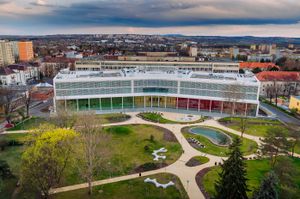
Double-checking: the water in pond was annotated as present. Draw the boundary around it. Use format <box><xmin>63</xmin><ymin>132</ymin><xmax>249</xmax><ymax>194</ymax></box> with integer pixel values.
<box><xmin>189</xmin><ymin>127</ymin><xmax>231</xmax><ymax>146</ymax></box>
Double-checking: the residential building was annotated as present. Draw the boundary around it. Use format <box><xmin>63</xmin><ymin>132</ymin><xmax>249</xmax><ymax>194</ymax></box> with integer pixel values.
<box><xmin>117</xmin><ymin>56</ymin><xmax>195</xmax><ymax>62</ymax></box>
<box><xmin>53</xmin><ymin>69</ymin><xmax>260</xmax><ymax>116</ymax></box>
<box><xmin>40</xmin><ymin>57</ymin><xmax>76</xmax><ymax>77</ymax></box>
<box><xmin>256</xmin><ymin>71</ymin><xmax>300</xmax><ymax>96</ymax></box>
<box><xmin>289</xmin><ymin>96</ymin><xmax>300</xmax><ymax>113</ymax></box>
<box><xmin>0</xmin><ymin>40</ymin><xmax>15</xmax><ymax>66</ymax></box>
<box><xmin>230</xmin><ymin>47</ymin><xmax>239</xmax><ymax>59</ymax></box>
<box><xmin>75</xmin><ymin>60</ymin><xmax>240</xmax><ymax>73</ymax></box>
<box><xmin>7</xmin><ymin>64</ymin><xmax>39</xmax><ymax>85</ymax></box>
<box><xmin>188</xmin><ymin>46</ymin><xmax>198</xmax><ymax>57</ymax></box>
<box><xmin>0</xmin><ymin>67</ymin><xmax>19</xmax><ymax>85</ymax></box>
<box><xmin>240</xmin><ymin>62</ymin><xmax>279</xmax><ymax>71</ymax></box>
<box><xmin>18</xmin><ymin>41</ymin><xmax>34</xmax><ymax>62</ymax></box>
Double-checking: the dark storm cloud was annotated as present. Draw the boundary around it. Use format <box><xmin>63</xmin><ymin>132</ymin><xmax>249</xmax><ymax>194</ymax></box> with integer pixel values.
<box><xmin>2</xmin><ymin>0</ymin><xmax>300</xmax><ymax>28</ymax></box>
<box><xmin>27</xmin><ymin>0</ymin><xmax>300</xmax><ymax>27</ymax></box>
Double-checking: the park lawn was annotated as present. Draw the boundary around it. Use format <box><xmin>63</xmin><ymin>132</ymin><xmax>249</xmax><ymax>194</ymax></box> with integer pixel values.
<box><xmin>219</xmin><ymin>117</ymin><xmax>289</xmax><ymax>137</ymax></box>
<box><xmin>138</xmin><ymin>112</ymin><xmax>206</xmax><ymax>124</ymax></box>
<box><xmin>62</xmin><ymin>124</ymin><xmax>183</xmax><ymax>186</ymax></box>
<box><xmin>6</xmin><ymin>114</ymin><xmax>131</xmax><ymax>131</ymax></box>
<box><xmin>53</xmin><ymin>173</ymin><xmax>188</xmax><ymax>199</ymax></box>
<box><xmin>95</xmin><ymin>113</ymin><xmax>131</xmax><ymax>124</ymax></box>
<box><xmin>7</xmin><ymin>117</ymin><xmax>48</xmax><ymax>131</ymax></box>
<box><xmin>202</xmin><ymin>157</ymin><xmax>300</xmax><ymax>198</ymax></box>
<box><xmin>0</xmin><ymin>125</ymin><xmax>182</xmax><ymax>197</ymax></box>
<box><xmin>182</xmin><ymin>126</ymin><xmax>258</xmax><ymax>157</ymax></box>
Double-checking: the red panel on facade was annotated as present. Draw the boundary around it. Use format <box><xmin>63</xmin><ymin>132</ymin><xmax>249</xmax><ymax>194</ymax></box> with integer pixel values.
<box><xmin>211</xmin><ymin>100</ymin><xmax>222</xmax><ymax>112</ymax></box>
<box><xmin>177</xmin><ymin>98</ymin><xmax>188</xmax><ymax>109</ymax></box>
<box><xmin>200</xmin><ymin>100</ymin><xmax>210</xmax><ymax>111</ymax></box>
<box><xmin>188</xmin><ymin>99</ymin><xmax>199</xmax><ymax>110</ymax></box>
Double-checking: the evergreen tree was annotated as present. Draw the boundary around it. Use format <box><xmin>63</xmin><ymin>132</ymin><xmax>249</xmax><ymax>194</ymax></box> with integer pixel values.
<box><xmin>214</xmin><ymin>137</ymin><xmax>249</xmax><ymax>199</ymax></box>
<box><xmin>253</xmin><ymin>171</ymin><xmax>278</xmax><ymax>199</ymax></box>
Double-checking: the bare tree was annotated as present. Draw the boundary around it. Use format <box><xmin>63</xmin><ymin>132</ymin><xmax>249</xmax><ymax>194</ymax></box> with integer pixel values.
<box><xmin>51</xmin><ymin>110</ymin><xmax>77</xmax><ymax>129</ymax></box>
<box><xmin>0</xmin><ymin>88</ymin><xmax>20</xmax><ymax>124</ymax></box>
<box><xmin>74</xmin><ymin>112</ymin><xmax>111</xmax><ymax>195</ymax></box>
<box><xmin>239</xmin><ymin>117</ymin><xmax>248</xmax><ymax>138</ymax></box>
<box><xmin>223</xmin><ymin>84</ymin><xmax>246</xmax><ymax>115</ymax></box>
<box><xmin>20</xmin><ymin>87</ymin><xmax>32</xmax><ymax>118</ymax></box>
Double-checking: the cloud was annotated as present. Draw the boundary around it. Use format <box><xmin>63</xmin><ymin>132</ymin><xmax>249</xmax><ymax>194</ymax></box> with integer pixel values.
<box><xmin>1</xmin><ymin>0</ymin><xmax>300</xmax><ymax>36</ymax></box>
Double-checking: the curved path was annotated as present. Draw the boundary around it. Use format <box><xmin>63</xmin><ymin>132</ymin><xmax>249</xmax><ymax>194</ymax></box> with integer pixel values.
<box><xmin>2</xmin><ymin>112</ymin><xmax>298</xmax><ymax>199</ymax></box>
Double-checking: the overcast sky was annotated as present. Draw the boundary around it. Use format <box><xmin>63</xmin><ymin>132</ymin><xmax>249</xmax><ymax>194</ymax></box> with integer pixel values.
<box><xmin>1</xmin><ymin>0</ymin><xmax>300</xmax><ymax>37</ymax></box>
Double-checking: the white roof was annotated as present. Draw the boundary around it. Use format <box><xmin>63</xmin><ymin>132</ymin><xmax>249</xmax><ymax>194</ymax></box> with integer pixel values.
<box><xmin>54</xmin><ymin>69</ymin><xmax>259</xmax><ymax>86</ymax></box>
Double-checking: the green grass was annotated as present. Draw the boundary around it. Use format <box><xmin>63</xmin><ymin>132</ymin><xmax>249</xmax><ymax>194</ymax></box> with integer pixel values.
<box><xmin>219</xmin><ymin>117</ymin><xmax>290</xmax><ymax>137</ymax></box>
<box><xmin>138</xmin><ymin>112</ymin><xmax>206</xmax><ymax>124</ymax></box>
<box><xmin>182</xmin><ymin>126</ymin><xmax>258</xmax><ymax>157</ymax></box>
<box><xmin>0</xmin><ymin>125</ymin><xmax>182</xmax><ymax>197</ymax></box>
<box><xmin>193</xmin><ymin>156</ymin><xmax>210</xmax><ymax>164</ymax></box>
<box><xmin>96</xmin><ymin>113</ymin><xmax>131</xmax><ymax>124</ymax></box>
<box><xmin>7</xmin><ymin>117</ymin><xmax>47</xmax><ymax>131</ymax></box>
<box><xmin>186</xmin><ymin>156</ymin><xmax>209</xmax><ymax>167</ymax></box>
<box><xmin>53</xmin><ymin>173</ymin><xmax>188</xmax><ymax>199</ymax></box>
<box><xmin>6</xmin><ymin>114</ymin><xmax>131</xmax><ymax>131</ymax></box>
<box><xmin>202</xmin><ymin>157</ymin><xmax>300</xmax><ymax>198</ymax></box>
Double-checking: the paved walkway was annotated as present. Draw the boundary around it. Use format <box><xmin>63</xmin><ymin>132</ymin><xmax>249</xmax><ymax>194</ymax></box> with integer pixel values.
<box><xmin>3</xmin><ymin>112</ymin><xmax>298</xmax><ymax>199</ymax></box>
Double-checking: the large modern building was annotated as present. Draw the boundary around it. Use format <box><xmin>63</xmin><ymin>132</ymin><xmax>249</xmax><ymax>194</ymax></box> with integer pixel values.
<box><xmin>75</xmin><ymin>60</ymin><xmax>240</xmax><ymax>73</ymax></box>
<box><xmin>53</xmin><ymin>69</ymin><xmax>260</xmax><ymax>116</ymax></box>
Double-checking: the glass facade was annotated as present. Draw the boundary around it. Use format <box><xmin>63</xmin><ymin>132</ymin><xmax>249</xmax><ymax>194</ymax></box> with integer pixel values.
<box><xmin>55</xmin><ymin>76</ymin><xmax>259</xmax><ymax>116</ymax></box>
<box><xmin>57</xmin><ymin>96</ymin><xmax>257</xmax><ymax>116</ymax></box>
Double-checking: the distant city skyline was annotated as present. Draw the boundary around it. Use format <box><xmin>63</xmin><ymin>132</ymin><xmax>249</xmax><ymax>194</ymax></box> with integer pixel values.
<box><xmin>1</xmin><ymin>0</ymin><xmax>300</xmax><ymax>37</ymax></box>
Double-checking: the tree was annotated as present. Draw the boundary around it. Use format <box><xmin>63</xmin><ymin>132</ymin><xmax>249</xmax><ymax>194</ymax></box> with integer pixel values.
<box><xmin>20</xmin><ymin>126</ymin><xmax>78</xmax><ymax>198</ymax></box>
<box><xmin>215</xmin><ymin>137</ymin><xmax>249</xmax><ymax>199</ymax></box>
<box><xmin>74</xmin><ymin>112</ymin><xmax>111</xmax><ymax>195</ymax></box>
<box><xmin>0</xmin><ymin>159</ymin><xmax>13</xmax><ymax>193</ymax></box>
<box><xmin>20</xmin><ymin>88</ymin><xmax>32</xmax><ymax>118</ymax></box>
<box><xmin>260</xmin><ymin>127</ymin><xmax>290</xmax><ymax>168</ymax></box>
<box><xmin>0</xmin><ymin>88</ymin><xmax>19</xmax><ymax>124</ymax></box>
<box><xmin>239</xmin><ymin>117</ymin><xmax>248</xmax><ymax>138</ymax></box>
<box><xmin>273</xmin><ymin>156</ymin><xmax>300</xmax><ymax>198</ymax></box>
<box><xmin>51</xmin><ymin>110</ymin><xmax>77</xmax><ymax>129</ymax></box>
<box><xmin>223</xmin><ymin>84</ymin><xmax>246</xmax><ymax>115</ymax></box>
<box><xmin>289</xmin><ymin>130</ymin><xmax>300</xmax><ymax>157</ymax></box>
<box><xmin>252</xmin><ymin>67</ymin><xmax>262</xmax><ymax>74</ymax></box>
<box><xmin>253</xmin><ymin>171</ymin><xmax>279</xmax><ymax>199</ymax></box>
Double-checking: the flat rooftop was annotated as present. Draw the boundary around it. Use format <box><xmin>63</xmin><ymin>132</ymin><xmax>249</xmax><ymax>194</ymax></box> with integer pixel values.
<box><xmin>54</xmin><ymin>69</ymin><xmax>259</xmax><ymax>85</ymax></box>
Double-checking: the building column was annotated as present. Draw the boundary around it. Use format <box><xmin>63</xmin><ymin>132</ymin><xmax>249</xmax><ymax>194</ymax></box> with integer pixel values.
<box><xmin>209</xmin><ymin>100</ymin><xmax>212</xmax><ymax>112</ymax></box>
<box><xmin>245</xmin><ymin>103</ymin><xmax>248</xmax><ymax>116</ymax></box>
<box><xmin>158</xmin><ymin>96</ymin><xmax>160</xmax><ymax>108</ymax></box>
<box><xmin>76</xmin><ymin>99</ymin><xmax>79</xmax><ymax>112</ymax></box>
<box><xmin>221</xmin><ymin>101</ymin><xmax>224</xmax><ymax>114</ymax></box>
<box><xmin>122</xmin><ymin>97</ymin><xmax>124</xmax><ymax>110</ymax></box>
<box><xmin>64</xmin><ymin>99</ymin><xmax>67</xmax><ymax>111</ymax></box>
<box><xmin>187</xmin><ymin>98</ymin><xmax>189</xmax><ymax>110</ymax></box>
<box><xmin>176</xmin><ymin>97</ymin><xmax>178</xmax><ymax>109</ymax></box>
<box><xmin>110</xmin><ymin>97</ymin><xmax>113</xmax><ymax>110</ymax></box>
<box><xmin>198</xmin><ymin>100</ymin><xmax>201</xmax><ymax>112</ymax></box>
<box><xmin>232</xmin><ymin>102</ymin><xmax>236</xmax><ymax>115</ymax></box>
<box><xmin>164</xmin><ymin>96</ymin><xmax>167</xmax><ymax>109</ymax></box>
<box><xmin>99</xmin><ymin>98</ymin><xmax>101</xmax><ymax>110</ymax></box>
<box><xmin>151</xmin><ymin>96</ymin><xmax>153</xmax><ymax>108</ymax></box>
<box><xmin>144</xmin><ymin>96</ymin><xmax>146</xmax><ymax>109</ymax></box>
<box><xmin>133</xmin><ymin>96</ymin><xmax>135</xmax><ymax>109</ymax></box>
<box><xmin>88</xmin><ymin>98</ymin><xmax>91</xmax><ymax>110</ymax></box>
